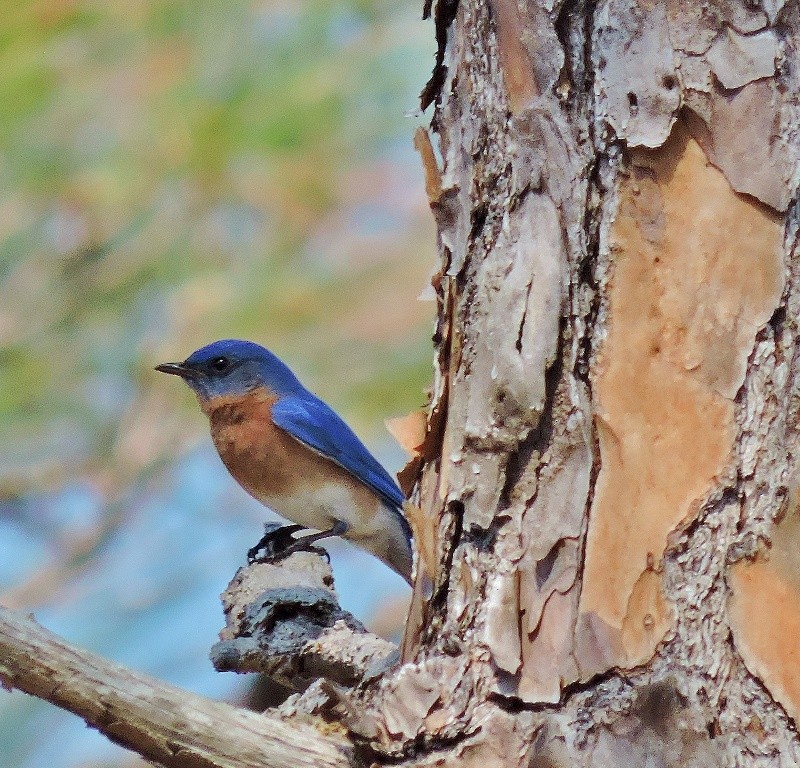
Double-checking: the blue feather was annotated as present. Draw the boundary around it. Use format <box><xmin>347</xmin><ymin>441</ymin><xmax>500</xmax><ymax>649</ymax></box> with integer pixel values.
<box><xmin>271</xmin><ymin>395</ymin><xmax>407</xmax><ymax>514</ymax></box>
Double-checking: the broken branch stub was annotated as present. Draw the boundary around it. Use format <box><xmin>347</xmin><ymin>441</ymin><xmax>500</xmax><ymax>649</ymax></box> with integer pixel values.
<box><xmin>211</xmin><ymin>552</ymin><xmax>399</xmax><ymax>692</ymax></box>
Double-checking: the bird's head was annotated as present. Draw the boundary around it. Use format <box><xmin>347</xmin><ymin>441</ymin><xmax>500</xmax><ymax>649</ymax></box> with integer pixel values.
<box><xmin>155</xmin><ymin>339</ymin><xmax>303</xmax><ymax>402</ymax></box>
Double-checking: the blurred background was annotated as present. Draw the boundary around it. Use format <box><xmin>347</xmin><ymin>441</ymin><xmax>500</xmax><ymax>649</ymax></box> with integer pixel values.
<box><xmin>0</xmin><ymin>1</ymin><xmax>436</xmax><ymax>765</ymax></box>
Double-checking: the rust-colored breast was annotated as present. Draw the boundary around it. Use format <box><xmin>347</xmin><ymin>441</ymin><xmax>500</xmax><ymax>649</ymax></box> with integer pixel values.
<box><xmin>202</xmin><ymin>388</ymin><xmax>366</xmax><ymax>507</ymax></box>
<box><xmin>204</xmin><ymin>389</ymin><xmax>299</xmax><ymax>500</ymax></box>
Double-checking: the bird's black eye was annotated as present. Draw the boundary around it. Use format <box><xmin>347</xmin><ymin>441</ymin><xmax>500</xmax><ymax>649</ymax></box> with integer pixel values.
<box><xmin>210</xmin><ymin>356</ymin><xmax>231</xmax><ymax>373</ymax></box>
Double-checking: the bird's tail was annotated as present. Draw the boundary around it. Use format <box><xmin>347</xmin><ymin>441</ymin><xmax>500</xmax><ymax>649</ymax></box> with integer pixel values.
<box><xmin>355</xmin><ymin>505</ymin><xmax>414</xmax><ymax>585</ymax></box>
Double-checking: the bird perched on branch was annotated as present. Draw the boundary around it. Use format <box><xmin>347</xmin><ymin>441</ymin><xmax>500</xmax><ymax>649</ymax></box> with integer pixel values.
<box><xmin>156</xmin><ymin>339</ymin><xmax>413</xmax><ymax>583</ymax></box>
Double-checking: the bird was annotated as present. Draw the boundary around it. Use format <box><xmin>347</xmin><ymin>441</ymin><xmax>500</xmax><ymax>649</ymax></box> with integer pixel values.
<box><xmin>155</xmin><ymin>339</ymin><xmax>413</xmax><ymax>583</ymax></box>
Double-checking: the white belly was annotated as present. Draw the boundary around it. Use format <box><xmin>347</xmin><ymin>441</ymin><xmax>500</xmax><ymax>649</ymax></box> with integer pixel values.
<box><xmin>256</xmin><ymin>482</ymin><xmax>381</xmax><ymax>535</ymax></box>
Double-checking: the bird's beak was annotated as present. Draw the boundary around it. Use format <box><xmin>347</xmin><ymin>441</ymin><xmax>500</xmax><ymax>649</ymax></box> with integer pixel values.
<box><xmin>155</xmin><ymin>361</ymin><xmax>197</xmax><ymax>379</ymax></box>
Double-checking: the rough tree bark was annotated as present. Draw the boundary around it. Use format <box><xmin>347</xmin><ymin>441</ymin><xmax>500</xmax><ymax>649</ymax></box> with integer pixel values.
<box><xmin>2</xmin><ymin>0</ymin><xmax>800</xmax><ymax>766</ymax></box>
<box><xmin>385</xmin><ymin>0</ymin><xmax>800</xmax><ymax>764</ymax></box>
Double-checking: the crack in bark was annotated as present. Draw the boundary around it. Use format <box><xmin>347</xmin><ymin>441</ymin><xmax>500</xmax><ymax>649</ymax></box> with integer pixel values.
<box><xmin>555</xmin><ymin>0</ymin><xmax>593</xmax><ymax>108</ymax></box>
<box><xmin>421</xmin><ymin>0</ymin><xmax>461</xmax><ymax>110</ymax></box>
<box><xmin>485</xmin><ymin>665</ymin><xmax>627</xmax><ymax>715</ymax></box>
<box><xmin>559</xmin><ymin>668</ymin><xmax>631</xmax><ymax>707</ymax></box>
<box><xmin>515</xmin><ymin>275</ymin><xmax>533</xmax><ymax>354</ymax></box>
<box><xmin>429</xmin><ymin>499</ymin><xmax>465</xmax><ymax>621</ymax></box>
<box><xmin>767</xmin><ymin>303</ymin><xmax>788</xmax><ymax>337</ymax></box>
<box><xmin>500</xmin><ymin>314</ymin><xmax>566</xmax><ymax>510</ymax></box>
<box><xmin>535</xmin><ymin>539</ymin><xmax>565</xmax><ymax>589</ymax></box>
<box><xmin>464</xmin><ymin>515</ymin><xmax>511</xmax><ymax>551</ymax></box>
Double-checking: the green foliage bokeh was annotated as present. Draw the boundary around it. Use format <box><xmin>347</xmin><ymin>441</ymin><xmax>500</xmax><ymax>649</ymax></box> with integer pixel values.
<box><xmin>0</xmin><ymin>0</ymin><xmax>436</xmax><ymax>493</ymax></box>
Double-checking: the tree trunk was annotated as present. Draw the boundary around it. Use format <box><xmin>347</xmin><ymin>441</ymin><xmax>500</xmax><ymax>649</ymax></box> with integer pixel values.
<box><xmin>389</xmin><ymin>0</ymin><xmax>800</xmax><ymax>764</ymax></box>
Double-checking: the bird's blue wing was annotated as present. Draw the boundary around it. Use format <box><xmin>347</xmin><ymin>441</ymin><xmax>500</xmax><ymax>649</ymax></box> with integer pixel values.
<box><xmin>271</xmin><ymin>395</ymin><xmax>406</xmax><ymax>512</ymax></box>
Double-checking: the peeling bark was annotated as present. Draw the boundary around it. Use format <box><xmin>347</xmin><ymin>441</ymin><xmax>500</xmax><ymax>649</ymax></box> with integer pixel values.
<box><xmin>388</xmin><ymin>0</ymin><xmax>800</xmax><ymax>764</ymax></box>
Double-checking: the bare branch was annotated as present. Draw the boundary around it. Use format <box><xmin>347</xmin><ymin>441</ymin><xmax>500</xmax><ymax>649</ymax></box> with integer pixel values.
<box><xmin>0</xmin><ymin>606</ymin><xmax>354</xmax><ymax>768</ymax></box>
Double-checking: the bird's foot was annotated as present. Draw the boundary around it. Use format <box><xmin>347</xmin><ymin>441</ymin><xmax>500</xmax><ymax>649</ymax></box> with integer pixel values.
<box><xmin>247</xmin><ymin>523</ymin><xmax>308</xmax><ymax>563</ymax></box>
<box><xmin>247</xmin><ymin>521</ymin><xmax>349</xmax><ymax>565</ymax></box>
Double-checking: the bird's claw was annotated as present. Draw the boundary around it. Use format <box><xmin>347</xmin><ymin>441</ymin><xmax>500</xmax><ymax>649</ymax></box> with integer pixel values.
<box><xmin>247</xmin><ymin>523</ymin><xmax>329</xmax><ymax>564</ymax></box>
<box><xmin>247</xmin><ymin>523</ymin><xmax>302</xmax><ymax>563</ymax></box>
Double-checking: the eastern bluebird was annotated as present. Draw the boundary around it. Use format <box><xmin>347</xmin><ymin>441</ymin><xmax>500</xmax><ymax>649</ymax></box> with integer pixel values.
<box><xmin>156</xmin><ymin>339</ymin><xmax>413</xmax><ymax>583</ymax></box>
